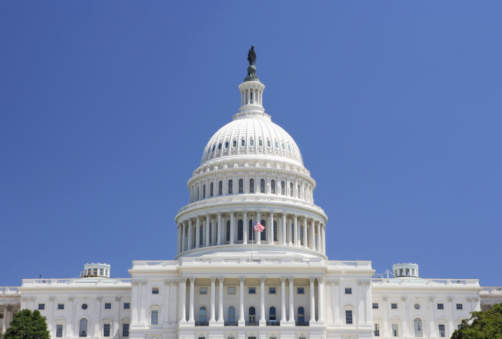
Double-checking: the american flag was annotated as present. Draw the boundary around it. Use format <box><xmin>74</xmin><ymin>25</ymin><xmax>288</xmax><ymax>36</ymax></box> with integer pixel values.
<box><xmin>253</xmin><ymin>221</ymin><xmax>265</xmax><ymax>232</ymax></box>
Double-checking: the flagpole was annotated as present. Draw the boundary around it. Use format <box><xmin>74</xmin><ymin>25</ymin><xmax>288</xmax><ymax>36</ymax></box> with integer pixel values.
<box><xmin>251</xmin><ymin>220</ymin><xmax>254</xmax><ymax>257</ymax></box>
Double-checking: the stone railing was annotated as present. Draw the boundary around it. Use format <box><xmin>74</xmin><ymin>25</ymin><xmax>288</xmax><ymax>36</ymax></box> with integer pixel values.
<box><xmin>21</xmin><ymin>278</ymin><xmax>132</xmax><ymax>286</ymax></box>
<box><xmin>372</xmin><ymin>278</ymin><xmax>479</xmax><ymax>286</ymax></box>
<box><xmin>0</xmin><ymin>287</ymin><xmax>20</xmax><ymax>295</ymax></box>
<box><xmin>481</xmin><ymin>286</ymin><xmax>502</xmax><ymax>294</ymax></box>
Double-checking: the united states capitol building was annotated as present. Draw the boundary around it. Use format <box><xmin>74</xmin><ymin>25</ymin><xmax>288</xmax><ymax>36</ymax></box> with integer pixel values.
<box><xmin>1</xmin><ymin>50</ymin><xmax>501</xmax><ymax>339</ymax></box>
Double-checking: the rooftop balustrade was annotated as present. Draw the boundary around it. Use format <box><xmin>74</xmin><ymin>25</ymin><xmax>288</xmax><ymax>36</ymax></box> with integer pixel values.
<box><xmin>21</xmin><ymin>278</ymin><xmax>132</xmax><ymax>287</ymax></box>
<box><xmin>0</xmin><ymin>287</ymin><xmax>19</xmax><ymax>295</ymax></box>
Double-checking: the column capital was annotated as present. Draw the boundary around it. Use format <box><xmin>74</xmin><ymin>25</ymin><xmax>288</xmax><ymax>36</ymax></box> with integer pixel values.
<box><xmin>115</xmin><ymin>296</ymin><xmax>122</xmax><ymax>302</ymax></box>
<box><xmin>96</xmin><ymin>296</ymin><xmax>103</xmax><ymax>301</ymax></box>
<box><xmin>288</xmin><ymin>276</ymin><xmax>295</xmax><ymax>282</ymax></box>
<box><xmin>357</xmin><ymin>279</ymin><xmax>371</xmax><ymax>286</ymax></box>
<box><xmin>218</xmin><ymin>276</ymin><xmax>225</xmax><ymax>283</ymax></box>
<box><xmin>428</xmin><ymin>296</ymin><xmax>435</xmax><ymax>302</ymax></box>
<box><xmin>259</xmin><ymin>276</ymin><xmax>266</xmax><ymax>283</ymax></box>
<box><xmin>239</xmin><ymin>276</ymin><xmax>246</xmax><ymax>283</ymax></box>
<box><xmin>309</xmin><ymin>276</ymin><xmax>316</xmax><ymax>283</ymax></box>
<box><xmin>180</xmin><ymin>277</ymin><xmax>188</xmax><ymax>283</ymax></box>
<box><xmin>280</xmin><ymin>276</ymin><xmax>287</xmax><ymax>283</ymax></box>
<box><xmin>68</xmin><ymin>296</ymin><xmax>75</xmax><ymax>301</ymax></box>
<box><xmin>447</xmin><ymin>296</ymin><xmax>454</xmax><ymax>302</ymax></box>
<box><xmin>210</xmin><ymin>276</ymin><xmax>217</xmax><ymax>283</ymax></box>
<box><xmin>49</xmin><ymin>296</ymin><xmax>55</xmax><ymax>301</ymax></box>
<box><xmin>382</xmin><ymin>296</ymin><xmax>388</xmax><ymax>301</ymax></box>
<box><xmin>331</xmin><ymin>279</ymin><xmax>340</xmax><ymax>286</ymax></box>
<box><xmin>189</xmin><ymin>276</ymin><xmax>196</xmax><ymax>283</ymax></box>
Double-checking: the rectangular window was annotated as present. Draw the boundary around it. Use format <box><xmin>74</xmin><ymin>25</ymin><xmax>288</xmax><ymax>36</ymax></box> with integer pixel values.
<box><xmin>391</xmin><ymin>303</ymin><xmax>398</xmax><ymax>309</ymax></box>
<box><xmin>124</xmin><ymin>303</ymin><xmax>130</xmax><ymax>309</ymax></box>
<box><xmin>152</xmin><ymin>287</ymin><xmax>159</xmax><ymax>294</ymax></box>
<box><xmin>439</xmin><ymin>324</ymin><xmax>446</xmax><ymax>337</ymax></box>
<box><xmin>372</xmin><ymin>303</ymin><xmax>379</xmax><ymax>309</ymax></box>
<box><xmin>297</xmin><ymin>287</ymin><xmax>304</xmax><ymax>294</ymax></box>
<box><xmin>200</xmin><ymin>287</ymin><xmax>207</xmax><ymax>294</ymax></box>
<box><xmin>151</xmin><ymin>310</ymin><xmax>159</xmax><ymax>325</ymax></box>
<box><xmin>38</xmin><ymin>304</ymin><xmax>45</xmax><ymax>310</ymax></box>
<box><xmin>228</xmin><ymin>287</ymin><xmax>235</xmax><ymax>295</ymax></box>
<box><xmin>56</xmin><ymin>324</ymin><xmax>63</xmax><ymax>337</ymax></box>
<box><xmin>345</xmin><ymin>310</ymin><xmax>353</xmax><ymax>324</ymax></box>
<box><xmin>437</xmin><ymin>303</ymin><xmax>444</xmax><ymax>310</ymax></box>
<box><xmin>104</xmin><ymin>303</ymin><xmax>111</xmax><ymax>309</ymax></box>
<box><xmin>57</xmin><ymin>303</ymin><xmax>64</xmax><ymax>310</ymax></box>
<box><xmin>122</xmin><ymin>323</ymin><xmax>129</xmax><ymax>337</ymax></box>
<box><xmin>374</xmin><ymin>323</ymin><xmax>380</xmax><ymax>336</ymax></box>
<box><xmin>103</xmin><ymin>324</ymin><xmax>110</xmax><ymax>337</ymax></box>
<box><xmin>456</xmin><ymin>303</ymin><xmax>463</xmax><ymax>310</ymax></box>
<box><xmin>345</xmin><ymin>287</ymin><xmax>352</xmax><ymax>294</ymax></box>
<box><xmin>269</xmin><ymin>287</ymin><xmax>276</xmax><ymax>294</ymax></box>
<box><xmin>392</xmin><ymin>324</ymin><xmax>399</xmax><ymax>337</ymax></box>
<box><xmin>249</xmin><ymin>287</ymin><xmax>256</xmax><ymax>294</ymax></box>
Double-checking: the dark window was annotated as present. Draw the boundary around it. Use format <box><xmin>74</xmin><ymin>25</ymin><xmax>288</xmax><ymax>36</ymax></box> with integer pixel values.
<box><xmin>281</xmin><ymin>181</ymin><xmax>285</xmax><ymax>195</ymax></box>
<box><xmin>249</xmin><ymin>307</ymin><xmax>256</xmax><ymax>322</ymax></box>
<box><xmin>260</xmin><ymin>179</ymin><xmax>266</xmax><ymax>193</ymax></box>
<box><xmin>38</xmin><ymin>304</ymin><xmax>45</xmax><ymax>310</ymax></box>
<box><xmin>259</xmin><ymin>139</ymin><xmax>263</xmax><ymax>146</ymax></box>
<box><xmin>345</xmin><ymin>287</ymin><xmax>352</xmax><ymax>294</ymax></box>
<box><xmin>152</xmin><ymin>287</ymin><xmax>159</xmax><ymax>294</ymax></box>
<box><xmin>237</xmin><ymin>220</ymin><xmax>243</xmax><ymax>241</ymax></box>
<box><xmin>218</xmin><ymin>181</ymin><xmax>223</xmax><ymax>195</ymax></box>
<box><xmin>273</xmin><ymin>221</ymin><xmax>278</xmax><ymax>242</ymax></box>
<box><xmin>228</xmin><ymin>306</ymin><xmax>235</xmax><ymax>322</ymax></box>
<box><xmin>124</xmin><ymin>303</ymin><xmax>130</xmax><ymax>310</ymax></box>
<box><xmin>241</xmin><ymin>139</ymin><xmax>245</xmax><ymax>147</ymax></box>
<box><xmin>269</xmin><ymin>306</ymin><xmax>276</xmax><ymax>321</ymax></box>
<box><xmin>249</xmin><ymin>179</ymin><xmax>255</xmax><ymax>193</ymax></box>
<box><xmin>290</xmin><ymin>182</ymin><xmax>293</xmax><ymax>196</ymax></box>
<box><xmin>79</xmin><ymin>319</ymin><xmax>87</xmax><ymax>337</ymax></box>
<box><xmin>269</xmin><ymin>287</ymin><xmax>276</xmax><ymax>294</ymax></box>
<box><xmin>199</xmin><ymin>307</ymin><xmax>207</xmax><ymax>322</ymax></box>
<box><xmin>346</xmin><ymin>310</ymin><xmax>353</xmax><ymax>324</ymax></box>
<box><xmin>104</xmin><ymin>303</ymin><xmax>111</xmax><ymax>309</ymax></box>
<box><xmin>271</xmin><ymin>180</ymin><xmax>276</xmax><ymax>194</ymax></box>
<box><xmin>437</xmin><ymin>303</ymin><xmax>444</xmax><ymax>310</ymax></box>
<box><xmin>56</xmin><ymin>324</ymin><xmax>63</xmax><ymax>337</ymax></box>
<box><xmin>457</xmin><ymin>303</ymin><xmax>463</xmax><ymax>310</ymax></box>
<box><xmin>249</xmin><ymin>287</ymin><xmax>256</xmax><ymax>294</ymax></box>
<box><xmin>103</xmin><ymin>324</ymin><xmax>110</xmax><ymax>337</ymax></box>
<box><xmin>372</xmin><ymin>303</ymin><xmax>379</xmax><ymax>309</ymax></box>
<box><xmin>233</xmin><ymin>140</ymin><xmax>237</xmax><ymax>147</ymax></box>
<box><xmin>210</xmin><ymin>183</ymin><xmax>214</xmax><ymax>197</ymax></box>
<box><xmin>57</xmin><ymin>304</ymin><xmax>64</xmax><ymax>310</ymax></box>
<box><xmin>260</xmin><ymin>219</ymin><xmax>266</xmax><ymax>241</ymax></box>
<box><xmin>228</xmin><ymin>180</ymin><xmax>233</xmax><ymax>194</ymax></box>
<box><xmin>297</xmin><ymin>287</ymin><xmax>304</xmax><ymax>294</ymax></box>
<box><xmin>248</xmin><ymin>220</ymin><xmax>254</xmax><ymax>241</ymax></box>
<box><xmin>226</xmin><ymin>221</ymin><xmax>230</xmax><ymax>242</ymax></box>
<box><xmin>203</xmin><ymin>185</ymin><xmax>206</xmax><ymax>199</ymax></box>
<box><xmin>239</xmin><ymin>179</ymin><xmax>244</xmax><ymax>193</ymax></box>
<box><xmin>391</xmin><ymin>303</ymin><xmax>398</xmax><ymax>309</ymax></box>
<box><xmin>122</xmin><ymin>323</ymin><xmax>129</xmax><ymax>337</ymax></box>
<box><xmin>298</xmin><ymin>306</ymin><xmax>305</xmax><ymax>323</ymax></box>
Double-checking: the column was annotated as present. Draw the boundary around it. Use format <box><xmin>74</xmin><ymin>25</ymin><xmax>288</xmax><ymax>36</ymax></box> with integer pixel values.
<box><xmin>326</xmin><ymin>281</ymin><xmax>332</xmax><ymax>325</ymax></box>
<box><xmin>293</xmin><ymin>215</ymin><xmax>298</xmax><ymax>246</ymax></box>
<box><xmin>448</xmin><ymin>296</ymin><xmax>455</xmax><ymax>336</ymax></box>
<box><xmin>217</xmin><ymin>277</ymin><xmax>224</xmax><ymax>324</ymax></box>
<box><xmin>309</xmin><ymin>277</ymin><xmax>316</xmax><ymax>323</ymax></box>
<box><xmin>428</xmin><ymin>296</ymin><xmax>436</xmax><ymax>337</ymax></box>
<box><xmin>2</xmin><ymin>305</ymin><xmax>8</xmax><ymax>334</ymax></box>
<box><xmin>188</xmin><ymin>277</ymin><xmax>195</xmax><ymax>323</ymax></box>
<box><xmin>281</xmin><ymin>213</ymin><xmax>287</xmax><ymax>245</ymax></box>
<box><xmin>322</xmin><ymin>224</ymin><xmax>326</xmax><ymax>253</ymax></box>
<box><xmin>269</xmin><ymin>212</ymin><xmax>274</xmax><ymax>244</ymax></box>
<box><xmin>95</xmin><ymin>296</ymin><xmax>102</xmax><ymax>334</ymax></box>
<box><xmin>140</xmin><ymin>281</ymin><xmax>147</xmax><ymax>323</ymax></box>
<box><xmin>195</xmin><ymin>218</ymin><xmax>200</xmax><ymax>248</ymax></box>
<box><xmin>288</xmin><ymin>277</ymin><xmax>295</xmax><ymax>324</ymax></box>
<box><xmin>230</xmin><ymin>212</ymin><xmax>235</xmax><ymax>245</ymax></box>
<box><xmin>318</xmin><ymin>278</ymin><xmax>325</xmax><ymax>323</ymax></box>
<box><xmin>302</xmin><ymin>217</ymin><xmax>308</xmax><ymax>248</ymax></box>
<box><xmin>67</xmin><ymin>297</ymin><xmax>74</xmax><ymax>337</ymax></box>
<box><xmin>280</xmin><ymin>277</ymin><xmax>287</xmax><ymax>324</ymax></box>
<box><xmin>334</xmin><ymin>280</ymin><xmax>341</xmax><ymax>325</ymax></box>
<box><xmin>180</xmin><ymin>278</ymin><xmax>187</xmax><ymax>323</ymax></box>
<box><xmin>163</xmin><ymin>280</ymin><xmax>171</xmax><ymax>324</ymax></box>
<box><xmin>243</xmin><ymin>212</ymin><xmax>248</xmax><ymax>245</ymax></box>
<box><xmin>205</xmin><ymin>215</ymin><xmax>210</xmax><ymax>247</ymax></box>
<box><xmin>210</xmin><ymin>277</ymin><xmax>216</xmax><ymax>324</ymax></box>
<box><xmin>177</xmin><ymin>224</ymin><xmax>182</xmax><ymax>253</ymax></box>
<box><xmin>217</xmin><ymin>213</ymin><xmax>222</xmax><ymax>245</ymax></box>
<box><xmin>315</xmin><ymin>222</ymin><xmax>320</xmax><ymax>251</ymax></box>
<box><xmin>182</xmin><ymin>222</ymin><xmax>187</xmax><ymax>252</ymax></box>
<box><xmin>256</xmin><ymin>212</ymin><xmax>261</xmax><ymax>245</ymax></box>
<box><xmin>259</xmin><ymin>277</ymin><xmax>266</xmax><ymax>326</ymax></box>
<box><xmin>188</xmin><ymin>219</ymin><xmax>193</xmax><ymax>250</ymax></box>
<box><xmin>309</xmin><ymin>220</ymin><xmax>315</xmax><ymax>249</ymax></box>
<box><xmin>239</xmin><ymin>276</ymin><xmax>245</xmax><ymax>326</ymax></box>
<box><xmin>287</xmin><ymin>217</ymin><xmax>292</xmax><ymax>245</ymax></box>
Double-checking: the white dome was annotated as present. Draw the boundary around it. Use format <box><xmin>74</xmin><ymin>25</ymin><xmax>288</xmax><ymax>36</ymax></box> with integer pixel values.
<box><xmin>200</xmin><ymin>111</ymin><xmax>304</xmax><ymax>167</ymax></box>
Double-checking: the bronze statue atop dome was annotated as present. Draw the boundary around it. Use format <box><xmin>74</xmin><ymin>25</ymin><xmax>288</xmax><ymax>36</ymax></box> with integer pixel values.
<box><xmin>244</xmin><ymin>46</ymin><xmax>260</xmax><ymax>82</ymax></box>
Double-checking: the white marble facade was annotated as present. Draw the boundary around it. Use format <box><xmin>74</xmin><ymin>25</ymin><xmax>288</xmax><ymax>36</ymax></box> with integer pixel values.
<box><xmin>1</xmin><ymin>61</ymin><xmax>500</xmax><ymax>339</ymax></box>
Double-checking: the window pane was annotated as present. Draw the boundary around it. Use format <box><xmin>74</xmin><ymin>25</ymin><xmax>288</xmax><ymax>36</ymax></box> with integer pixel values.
<box><xmin>151</xmin><ymin>310</ymin><xmax>159</xmax><ymax>325</ymax></box>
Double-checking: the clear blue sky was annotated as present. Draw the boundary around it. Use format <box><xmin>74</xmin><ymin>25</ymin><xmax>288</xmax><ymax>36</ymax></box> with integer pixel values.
<box><xmin>1</xmin><ymin>1</ymin><xmax>501</xmax><ymax>287</ymax></box>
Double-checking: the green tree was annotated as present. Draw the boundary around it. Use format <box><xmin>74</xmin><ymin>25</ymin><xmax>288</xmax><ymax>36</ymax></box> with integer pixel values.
<box><xmin>3</xmin><ymin>309</ymin><xmax>50</xmax><ymax>339</ymax></box>
<box><xmin>452</xmin><ymin>303</ymin><xmax>502</xmax><ymax>339</ymax></box>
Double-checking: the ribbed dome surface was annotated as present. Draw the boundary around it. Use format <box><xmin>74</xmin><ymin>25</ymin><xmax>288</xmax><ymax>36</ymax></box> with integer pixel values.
<box><xmin>200</xmin><ymin>112</ymin><xmax>304</xmax><ymax>167</ymax></box>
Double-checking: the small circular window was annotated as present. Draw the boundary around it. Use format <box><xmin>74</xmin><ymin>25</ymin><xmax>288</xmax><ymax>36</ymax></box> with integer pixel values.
<box><xmin>414</xmin><ymin>304</ymin><xmax>420</xmax><ymax>310</ymax></box>
<box><xmin>82</xmin><ymin>304</ymin><xmax>88</xmax><ymax>310</ymax></box>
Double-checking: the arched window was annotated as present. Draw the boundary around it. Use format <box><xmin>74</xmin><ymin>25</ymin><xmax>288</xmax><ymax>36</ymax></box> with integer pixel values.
<box><xmin>281</xmin><ymin>181</ymin><xmax>285</xmax><ymax>195</ymax></box>
<box><xmin>232</xmin><ymin>139</ymin><xmax>237</xmax><ymax>147</ymax></box>
<box><xmin>226</xmin><ymin>220</ymin><xmax>230</xmax><ymax>242</ymax></box>
<box><xmin>239</xmin><ymin>179</ymin><xmax>244</xmax><ymax>193</ymax></box>
<box><xmin>249</xmin><ymin>306</ymin><xmax>256</xmax><ymax>322</ymax></box>
<box><xmin>297</xmin><ymin>184</ymin><xmax>301</xmax><ymax>198</ymax></box>
<box><xmin>248</xmin><ymin>220</ymin><xmax>254</xmax><ymax>241</ymax></box>
<box><xmin>199</xmin><ymin>307</ymin><xmax>207</xmax><ymax>323</ymax></box>
<box><xmin>291</xmin><ymin>222</ymin><xmax>295</xmax><ymax>243</ymax></box>
<box><xmin>237</xmin><ymin>220</ymin><xmax>243</xmax><ymax>241</ymax></box>
<box><xmin>249</xmin><ymin>179</ymin><xmax>255</xmax><ymax>193</ymax></box>
<box><xmin>241</xmin><ymin>139</ymin><xmax>245</xmax><ymax>147</ymax></box>
<box><xmin>225</xmin><ymin>141</ymin><xmax>229</xmax><ymax>148</ymax></box>
<box><xmin>218</xmin><ymin>143</ymin><xmax>222</xmax><ymax>150</ymax></box>
<box><xmin>414</xmin><ymin>318</ymin><xmax>423</xmax><ymax>337</ymax></box>
<box><xmin>218</xmin><ymin>181</ymin><xmax>223</xmax><ymax>195</ymax></box>
<box><xmin>290</xmin><ymin>182</ymin><xmax>293</xmax><ymax>197</ymax></box>
<box><xmin>228</xmin><ymin>180</ymin><xmax>233</xmax><ymax>194</ymax></box>
<box><xmin>267</xmin><ymin>140</ymin><xmax>271</xmax><ymax>147</ymax></box>
<box><xmin>269</xmin><ymin>306</ymin><xmax>276</xmax><ymax>321</ymax></box>
<box><xmin>210</xmin><ymin>183</ymin><xmax>214</xmax><ymax>197</ymax></box>
<box><xmin>260</xmin><ymin>179</ymin><xmax>265</xmax><ymax>193</ymax></box>
<box><xmin>228</xmin><ymin>306</ymin><xmax>236</xmax><ymax>323</ymax></box>
<box><xmin>79</xmin><ymin>318</ymin><xmax>88</xmax><ymax>337</ymax></box>
<box><xmin>298</xmin><ymin>307</ymin><xmax>305</xmax><ymax>323</ymax></box>
<box><xmin>273</xmin><ymin>221</ymin><xmax>278</xmax><ymax>242</ymax></box>
<box><xmin>197</xmin><ymin>187</ymin><xmax>200</xmax><ymax>201</ymax></box>
<box><xmin>200</xmin><ymin>226</ymin><xmax>204</xmax><ymax>246</ymax></box>
<box><xmin>250</xmin><ymin>139</ymin><xmax>254</xmax><ymax>146</ymax></box>
<box><xmin>259</xmin><ymin>139</ymin><xmax>263</xmax><ymax>147</ymax></box>
<box><xmin>271</xmin><ymin>180</ymin><xmax>276</xmax><ymax>194</ymax></box>
<box><xmin>260</xmin><ymin>219</ymin><xmax>266</xmax><ymax>241</ymax></box>
<box><xmin>203</xmin><ymin>184</ymin><xmax>206</xmax><ymax>199</ymax></box>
